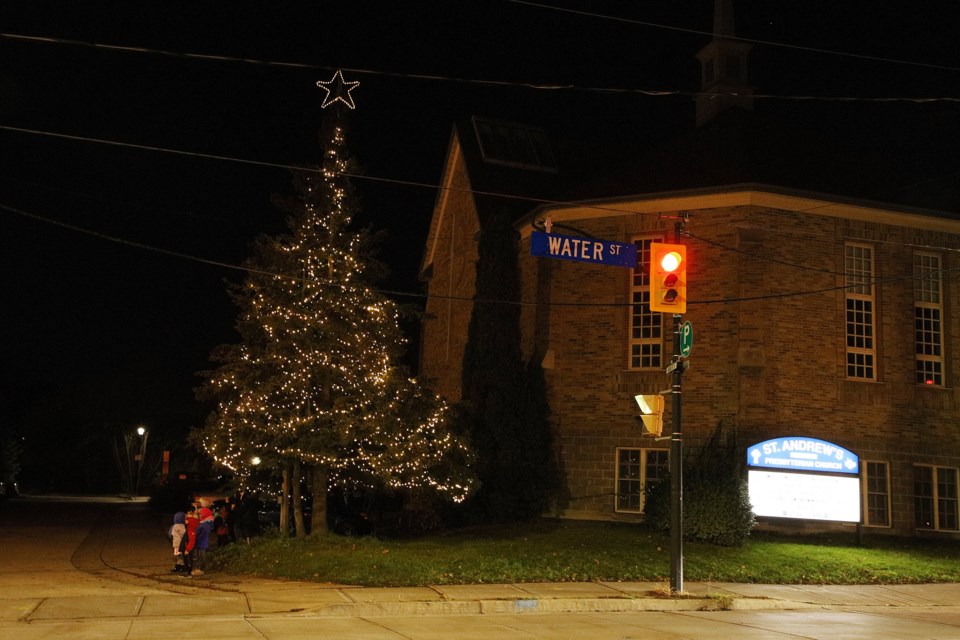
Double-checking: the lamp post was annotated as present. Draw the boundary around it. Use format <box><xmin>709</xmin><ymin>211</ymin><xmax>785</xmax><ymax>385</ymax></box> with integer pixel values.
<box><xmin>134</xmin><ymin>426</ymin><xmax>148</xmax><ymax>495</ymax></box>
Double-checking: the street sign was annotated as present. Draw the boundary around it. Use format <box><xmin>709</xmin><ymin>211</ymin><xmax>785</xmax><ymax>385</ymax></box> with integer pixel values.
<box><xmin>530</xmin><ymin>231</ymin><xmax>637</xmax><ymax>268</ymax></box>
<box><xmin>665</xmin><ymin>360</ymin><xmax>690</xmax><ymax>374</ymax></box>
<box><xmin>680</xmin><ymin>321</ymin><xmax>693</xmax><ymax>358</ymax></box>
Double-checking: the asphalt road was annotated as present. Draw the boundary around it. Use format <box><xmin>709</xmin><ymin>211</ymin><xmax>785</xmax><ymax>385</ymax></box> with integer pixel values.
<box><xmin>2</xmin><ymin>496</ymin><xmax>960</xmax><ymax>639</ymax></box>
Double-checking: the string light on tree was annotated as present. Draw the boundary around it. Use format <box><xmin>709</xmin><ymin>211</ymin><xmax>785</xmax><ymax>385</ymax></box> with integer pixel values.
<box><xmin>194</xmin><ymin>109</ymin><xmax>475</xmax><ymax>532</ymax></box>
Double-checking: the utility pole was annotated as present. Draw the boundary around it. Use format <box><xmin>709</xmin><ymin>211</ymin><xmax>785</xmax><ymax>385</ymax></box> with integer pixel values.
<box><xmin>669</xmin><ymin>216</ymin><xmax>687</xmax><ymax>593</ymax></box>
<box><xmin>648</xmin><ymin>216</ymin><xmax>689</xmax><ymax>593</ymax></box>
<box><xmin>669</xmin><ymin>311</ymin><xmax>684</xmax><ymax>593</ymax></box>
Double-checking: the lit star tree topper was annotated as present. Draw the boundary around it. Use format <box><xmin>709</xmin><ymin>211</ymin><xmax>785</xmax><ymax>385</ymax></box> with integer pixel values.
<box><xmin>316</xmin><ymin>70</ymin><xmax>360</xmax><ymax>109</ymax></box>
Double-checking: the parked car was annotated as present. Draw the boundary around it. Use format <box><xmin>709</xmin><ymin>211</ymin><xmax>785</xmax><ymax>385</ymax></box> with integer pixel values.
<box><xmin>0</xmin><ymin>481</ymin><xmax>18</xmax><ymax>501</ymax></box>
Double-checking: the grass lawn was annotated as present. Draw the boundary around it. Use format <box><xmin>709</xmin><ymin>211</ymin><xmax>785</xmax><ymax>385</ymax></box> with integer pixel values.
<box><xmin>209</xmin><ymin>519</ymin><xmax>960</xmax><ymax>587</ymax></box>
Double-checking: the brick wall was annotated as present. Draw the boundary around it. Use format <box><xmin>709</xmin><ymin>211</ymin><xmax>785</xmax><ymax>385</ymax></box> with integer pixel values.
<box><xmin>518</xmin><ymin>202</ymin><xmax>960</xmax><ymax>535</ymax></box>
<box><xmin>419</xmin><ymin>147</ymin><xmax>480</xmax><ymax>403</ymax></box>
<box><xmin>421</xmin><ymin>176</ymin><xmax>960</xmax><ymax>536</ymax></box>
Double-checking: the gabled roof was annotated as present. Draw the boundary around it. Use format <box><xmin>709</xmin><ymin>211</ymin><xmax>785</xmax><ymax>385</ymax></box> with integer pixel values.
<box><xmin>431</xmin><ymin>0</ymin><xmax>958</xmax><ymax>234</ymax></box>
<box><xmin>434</xmin><ymin>97</ymin><xmax>959</xmax><ymax>244</ymax></box>
<box><xmin>450</xmin><ymin>115</ymin><xmax>576</xmax><ymax>222</ymax></box>
<box><xmin>439</xmin><ymin>108</ymin><xmax>659</xmax><ymax>227</ymax></box>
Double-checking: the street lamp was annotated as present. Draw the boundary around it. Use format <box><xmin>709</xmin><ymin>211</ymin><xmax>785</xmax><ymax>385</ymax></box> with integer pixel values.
<box><xmin>134</xmin><ymin>426</ymin><xmax>148</xmax><ymax>495</ymax></box>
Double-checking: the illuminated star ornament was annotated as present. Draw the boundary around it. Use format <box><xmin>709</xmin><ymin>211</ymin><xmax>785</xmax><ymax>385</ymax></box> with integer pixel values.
<box><xmin>316</xmin><ymin>70</ymin><xmax>360</xmax><ymax>109</ymax></box>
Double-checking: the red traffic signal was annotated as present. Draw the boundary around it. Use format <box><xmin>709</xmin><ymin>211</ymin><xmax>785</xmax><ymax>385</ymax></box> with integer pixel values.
<box><xmin>649</xmin><ymin>243</ymin><xmax>687</xmax><ymax>313</ymax></box>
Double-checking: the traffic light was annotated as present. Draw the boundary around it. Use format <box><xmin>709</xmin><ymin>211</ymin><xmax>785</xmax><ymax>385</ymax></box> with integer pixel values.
<box><xmin>649</xmin><ymin>242</ymin><xmax>687</xmax><ymax>314</ymax></box>
<box><xmin>634</xmin><ymin>394</ymin><xmax>664</xmax><ymax>436</ymax></box>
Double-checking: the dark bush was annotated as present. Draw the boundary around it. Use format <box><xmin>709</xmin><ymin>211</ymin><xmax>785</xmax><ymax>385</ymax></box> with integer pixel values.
<box><xmin>646</xmin><ymin>474</ymin><xmax>755</xmax><ymax>546</ymax></box>
<box><xmin>644</xmin><ymin>422</ymin><xmax>756</xmax><ymax>546</ymax></box>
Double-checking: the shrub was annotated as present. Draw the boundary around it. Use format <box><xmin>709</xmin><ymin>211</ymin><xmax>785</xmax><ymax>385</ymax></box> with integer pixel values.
<box><xmin>644</xmin><ymin>422</ymin><xmax>756</xmax><ymax>546</ymax></box>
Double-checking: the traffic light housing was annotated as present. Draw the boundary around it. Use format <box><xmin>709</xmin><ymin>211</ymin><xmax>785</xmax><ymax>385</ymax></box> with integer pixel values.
<box><xmin>634</xmin><ymin>394</ymin><xmax>664</xmax><ymax>436</ymax></box>
<box><xmin>649</xmin><ymin>242</ymin><xmax>687</xmax><ymax>314</ymax></box>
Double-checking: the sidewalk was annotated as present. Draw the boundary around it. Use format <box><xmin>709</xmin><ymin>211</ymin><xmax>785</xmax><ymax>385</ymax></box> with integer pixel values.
<box><xmin>90</xmin><ymin>496</ymin><xmax>960</xmax><ymax>621</ymax></box>
<box><xmin>8</xmin><ymin>496</ymin><xmax>960</xmax><ymax>624</ymax></box>
<box><xmin>191</xmin><ymin>575</ymin><xmax>960</xmax><ymax>617</ymax></box>
<box><xmin>153</xmin><ymin>574</ymin><xmax>960</xmax><ymax>617</ymax></box>
<box><xmin>25</xmin><ymin>562</ymin><xmax>960</xmax><ymax>622</ymax></box>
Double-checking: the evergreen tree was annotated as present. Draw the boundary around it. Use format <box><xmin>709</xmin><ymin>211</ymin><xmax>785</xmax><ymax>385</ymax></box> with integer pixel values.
<box><xmin>0</xmin><ymin>430</ymin><xmax>22</xmax><ymax>494</ymax></box>
<box><xmin>460</xmin><ymin>209</ymin><xmax>559</xmax><ymax>521</ymax></box>
<box><xmin>195</xmin><ymin>117</ymin><xmax>474</xmax><ymax>534</ymax></box>
<box><xmin>517</xmin><ymin>357</ymin><xmax>561</xmax><ymax>514</ymax></box>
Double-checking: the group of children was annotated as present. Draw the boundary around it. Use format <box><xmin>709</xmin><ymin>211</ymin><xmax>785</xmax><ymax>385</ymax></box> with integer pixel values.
<box><xmin>168</xmin><ymin>504</ymin><xmax>218</xmax><ymax>576</ymax></box>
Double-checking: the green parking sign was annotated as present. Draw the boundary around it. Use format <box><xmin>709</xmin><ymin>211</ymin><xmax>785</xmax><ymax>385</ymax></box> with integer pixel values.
<box><xmin>680</xmin><ymin>321</ymin><xmax>693</xmax><ymax>358</ymax></box>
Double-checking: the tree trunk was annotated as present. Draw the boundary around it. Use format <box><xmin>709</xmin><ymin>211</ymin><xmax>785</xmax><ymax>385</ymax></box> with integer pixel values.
<box><xmin>310</xmin><ymin>464</ymin><xmax>328</xmax><ymax>535</ymax></box>
<box><xmin>111</xmin><ymin>434</ymin><xmax>134</xmax><ymax>496</ymax></box>
<box><xmin>293</xmin><ymin>460</ymin><xmax>306</xmax><ymax>538</ymax></box>
<box><xmin>280</xmin><ymin>463</ymin><xmax>290</xmax><ymax>534</ymax></box>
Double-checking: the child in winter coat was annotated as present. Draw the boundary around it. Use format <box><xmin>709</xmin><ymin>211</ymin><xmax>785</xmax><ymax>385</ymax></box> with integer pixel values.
<box><xmin>192</xmin><ymin>507</ymin><xmax>215</xmax><ymax>576</ymax></box>
<box><xmin>169</xmin><ymin>512</ymin><xmax>186</xmax><ymax>573</ymax></box>
<box><xmin>214</xmin><ymin>504</ymin><xmax>231</xmax><ymax>547</ymax></box>
<box><xmin>183</xmin><ymin>507</ymin><xmax>199</xmax><ymax>576</ymax></box>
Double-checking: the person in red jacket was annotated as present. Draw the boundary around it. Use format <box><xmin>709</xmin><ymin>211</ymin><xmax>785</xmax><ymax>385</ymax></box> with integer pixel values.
<box><xmin>182</xmin><ymin>507</ymin><xmax>199</xmax><ymax>576</ymax></box>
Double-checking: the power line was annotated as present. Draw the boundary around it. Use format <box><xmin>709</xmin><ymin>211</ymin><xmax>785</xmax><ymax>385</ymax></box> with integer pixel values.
<box><xmin>685</xmin><ymin>230</ymin><xmax>843</xmax><ymax>276</ymax></box>
<box><xmin>5</xmin><ymin>122</ymin><xmax>959</xmax><ymax>271</ymax></box>
<box><xmin>2</xmin><ymin>31</ymin><xmax>959</xmax><ymax>103</ymax></box>
<box><xmin>11</xmin><ymin>122</ymin><xmax>958</xmax><ymax>240</ymax></box>
<box><xmin>691</xmin><ymin>221</ymin><xmax>960</xmax><ymax>255</ymax></box>
<box><xmin>0</xmin><ymin>123</ymin><xmax>671</xmax><ymax>221</ymax></box>
<box><xmin>507</xmin><ymin>0</ymin><xmax>960</xmax><ymax>73</ymax></box>
<box><xmin>0</xmin><ymin>174</ymin><xmax>255</xmax><ymax>228</ymax></box>
<box><xmin>688</xmin><ymin>228</ymin><xmax>960</xmax><ymax>277</ymax></box>
<box><xmin>3</xmin><ymin>199</ymin><xmax>953</xmax><ymax>309</ymax></box>
<box><xmin>0</xmin><ymin>124</ymin><xmax>297</xmax><ymax>172</ymax></box>
<box><xmin>11</xmin><ymin>161</ymin><xmax>957</xmax><ymax>252</ymax></box>
<box><xmin>0</xmin><ymin>202</ymin><xmax>264</xmax><ymax>279</ymax></box>
<box><xmin>693</xmin><ymin>263</ymin><xmax>960</xmax><ymax>305</ymax></box>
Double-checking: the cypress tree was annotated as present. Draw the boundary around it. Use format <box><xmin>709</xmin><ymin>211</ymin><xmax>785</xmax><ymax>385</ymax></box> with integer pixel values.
<box><xmin>460</xmin><ymin>209</ymin><xmax>559</xmax><ymax>521</ymax></box>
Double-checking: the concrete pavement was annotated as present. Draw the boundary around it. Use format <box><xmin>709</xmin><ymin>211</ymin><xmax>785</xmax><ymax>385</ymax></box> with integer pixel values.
<box><xmin>3</xmin><ymin>496</ymin><xmax>960</xmax><ymax>638</ymax></box>
<box><xmin>13</xmin><ymin>569</ymin><xmax>960</xmax><ymax>640</ymax></box>
<box><xmin>18</xmin><ymin>494</ymin><xmax>960</xmax><ymax>621</ymax></box>
<box><xmin>15</xmin><ymin>554</ymin><xmax>960</xmax><ymax>622</ymax></box>
<box><xmin>33</xmin><ymin>574</ymin><xmax>955</xmax><ymax>620</ymax></box>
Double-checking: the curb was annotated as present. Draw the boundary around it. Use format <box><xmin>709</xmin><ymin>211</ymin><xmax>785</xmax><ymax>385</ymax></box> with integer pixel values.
<box><xmin>269</xmin><ymin>596</ymin><xmax>817</xmax><ymax>618</ymax></box>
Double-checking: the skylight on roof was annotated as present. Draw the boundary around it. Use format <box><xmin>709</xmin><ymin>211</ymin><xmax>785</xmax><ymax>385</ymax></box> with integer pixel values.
<box><xmin>472</xmin><ymin>116</ymin><xmax>558</xmax><ymax>172</ymax></box>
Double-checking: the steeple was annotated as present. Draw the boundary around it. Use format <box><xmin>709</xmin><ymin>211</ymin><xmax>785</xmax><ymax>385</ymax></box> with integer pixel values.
<box><xmin>695</xmin><ymin>0</ymin><xmax>754</xmax><ymax>127</ymax></box>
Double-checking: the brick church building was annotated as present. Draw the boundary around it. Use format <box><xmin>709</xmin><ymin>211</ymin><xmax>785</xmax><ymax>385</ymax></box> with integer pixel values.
<box><xmin>417</xmin><ymin>1</ymin><xmax>960</xmax><ymax>537</ymax></box>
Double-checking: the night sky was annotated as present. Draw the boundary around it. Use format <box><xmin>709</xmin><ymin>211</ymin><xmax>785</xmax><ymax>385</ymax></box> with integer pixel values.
<box><xmin>1</xmin><ymin>1</ymin><xmax>956</xmax><ymax>490</ymax></box>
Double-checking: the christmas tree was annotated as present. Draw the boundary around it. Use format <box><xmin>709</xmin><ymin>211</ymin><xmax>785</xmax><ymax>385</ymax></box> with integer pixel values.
<box><xmin>195</xmin><ymin>114</ymin><xmax>474</xmax><ymax>535</ymax></box>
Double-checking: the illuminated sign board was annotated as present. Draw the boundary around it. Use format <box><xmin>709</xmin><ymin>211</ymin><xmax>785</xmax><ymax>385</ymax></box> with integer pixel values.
<box><xmin>748</xmin><ymin>471</ymin><xmax>861</xmax><ymax>522</ymax></box>
<box><xmin>747</xmin><ymin>437</ymin><xmax>859</xmax><ymax>475</ymax></box>
<box><xmin>747</xmin><ymin>436</ymin><xmax>861</xmax><ymax>523</ymax></box>
<box><xmin>530</xmin><ymin>232</ymin><xmax>637</xmax><ymax>268</ymax></box>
